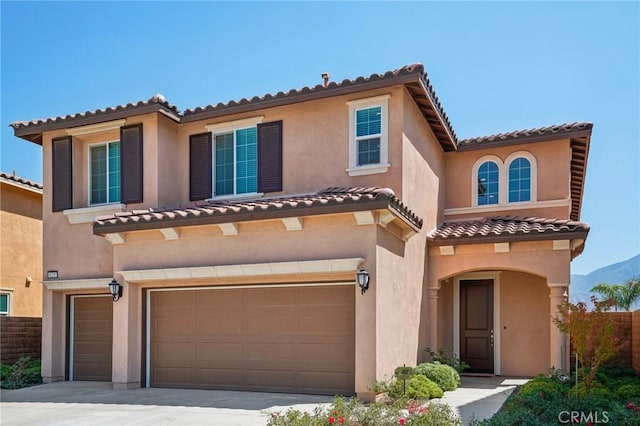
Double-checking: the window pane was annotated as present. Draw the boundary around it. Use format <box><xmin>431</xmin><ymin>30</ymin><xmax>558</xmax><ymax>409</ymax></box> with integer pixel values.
<box><xmin>235</xmin><ymin>128</ymin><xmax>257</xmax><ymax>194</ymax></box>
<box><xmin>508</xmin><ymin>158</ymin><xmax>531</xmax><ymax>203</ymax></box>
<box><xmin>0</xmin><ymin>294</ymin><xmax>7</xmax><ymax>313</ymax></box>
<box><xmin>477</xmin><ymin>161</ymin><xmax>499</xmax><ymax>205</ymax></box>
<box><xmin>90</xmin><ymin>145</ymin><xmax>107</xmax><ymax>204</ymax></box>
<box><xmin>215</xmin><ymin>133</ymin><xmax>234</xmax><ymax>196</ymax></box>
<box><xmin>356</xmin><ymin>107</ymin><xmax>382</xmax><ymax>137</ymax></box>
<box><xmin>357</xmin><ymin>138</ymin><xmax>381</xmax><ymax>166</ymax></box>
<box><xmin>108</xmin><ymin>142</ymin><xmax>121</xmax><ymax>203</ymax></box>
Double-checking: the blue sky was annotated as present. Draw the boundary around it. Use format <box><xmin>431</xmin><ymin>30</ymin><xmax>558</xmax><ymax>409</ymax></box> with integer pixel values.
<box><xmin>1</xmin><ymin>1</ymin><xmax>638</xmax><ymax>275</ymax></box>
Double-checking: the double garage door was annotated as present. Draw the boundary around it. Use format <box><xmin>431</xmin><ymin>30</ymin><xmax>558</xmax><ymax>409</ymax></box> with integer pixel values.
<box><xmin>149</xmin><ymin>284</ymin><xmax>355</xmax><ymax>395</ymax></box>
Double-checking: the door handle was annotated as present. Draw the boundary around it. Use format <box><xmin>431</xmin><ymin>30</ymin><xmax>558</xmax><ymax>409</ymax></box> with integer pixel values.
<box><xmin>490</xmin><ymin>329</ymin><xmax>494</xmax><ymax>347</ymax></box>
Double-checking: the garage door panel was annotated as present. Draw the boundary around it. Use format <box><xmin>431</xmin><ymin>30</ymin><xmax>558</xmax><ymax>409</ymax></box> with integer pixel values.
<box><xmin>299</xmin><ymin>287</ymin><xmax>352</xmax><ymax>306</ymax></box>
<box><xmin>245</xmin><ymin>369</ymin><xmax>295</xmax><ymax>387</ymax></box>
<box><xmin>154</xmin><ymin>342</ymin><xmax>196</xmax><ymax>366</ymax></box>
<box><xmin>246</xmin><ymin>315</ymin><xmax>298</xmax><ymax>334</ymax></box>
<box><xmin>154</xmin><ymin>367</ymin><xmax>196</xmax><ymax>386</ymax></box>
<box><xmin>154</xmin><ymin>315</ymin><xmax>196</xmax><ymax>335</ymax></box>
<box><xmin>197</xmin><ymin>317</ymin><xmax>244</xmax><ymax>334</ymax></box>
<box><xmin>150</xmin><ymin>285</ymin><xmax>355</xmax><ymax>394</ymax></box>
<box><xmin>247</xmin><ymin>288</ymin><xmax>297</xmax><ymax>306</ymax></box>
<box><xmin>73</xmin><ymin>296</ymin><xmax>112</xmax><ymax>382</ymax></box>
<box><xmin>197</xmin><ymin>342</ymin><xmax>244</xmax><ymax>363</ymax></box>
<box><xmin>197</xmin><ymin>368</ymin><xmax>244</xmax><ymax>386</ymax></box>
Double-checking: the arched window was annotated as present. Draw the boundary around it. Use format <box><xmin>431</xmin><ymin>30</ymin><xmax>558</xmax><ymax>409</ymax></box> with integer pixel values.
<box><xmin>477</xmin><ymin>161</ymin><xmax>499</xmax><ymax>205</ymax></box>
<box><xmin>508</xmin><ymin>157</ymin><xmax>531</xmax><ymax>202</ymax></box>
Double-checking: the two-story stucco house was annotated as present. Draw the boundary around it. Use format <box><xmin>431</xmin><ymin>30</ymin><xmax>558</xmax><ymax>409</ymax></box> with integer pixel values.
<box><xmin>11</xmin><ymin>63</ymin><xmax>591</xmax><ymax>398</ymax></box>
<box><xmin>0</xmin><ymin>172</ymin><xmax>43</xmax><ymax>318</ymax></box>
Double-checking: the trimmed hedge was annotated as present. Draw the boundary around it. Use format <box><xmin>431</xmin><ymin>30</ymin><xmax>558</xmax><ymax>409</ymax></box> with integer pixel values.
<box><xmin>414</xmin><ymin>362</ymin><xmax>461</xmax><ymax>391</ymax></box>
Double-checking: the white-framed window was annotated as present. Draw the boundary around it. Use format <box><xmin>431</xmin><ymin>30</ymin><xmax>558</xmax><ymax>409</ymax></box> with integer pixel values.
<box><xmin>89</xmin><ymin>140</ymin><xmax>121</xmax><ymax>205</ymax></box>
<box><xmin>346</xmin><ymin>95</ymin><xmax>390</xmax><ymax>176</ymax></box>
<box><xmin>0</xmin><ymin>291</ymin><xmax>11</xmax><ymax>316</ymax></box>
<box><xmin>471</xmin><ymin>152</ymin><xmax>537</xmax><ymax>207</ymax></box>
<box><xmin>506</xmin><ymin>151</ymin><xmax>537</xmax><ymax>203</ymax></box>
<box><xmin>206</xmin><ymin>116</ymin><xmax>263</xmax><ymax>198</ymax></box>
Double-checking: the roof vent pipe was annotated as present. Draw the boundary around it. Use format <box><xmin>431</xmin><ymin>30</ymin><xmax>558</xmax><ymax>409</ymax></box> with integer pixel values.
<box><xmin>321</xmin><ymin>72</ymin><xmax>330</xmax><ymax>88</ymax></box>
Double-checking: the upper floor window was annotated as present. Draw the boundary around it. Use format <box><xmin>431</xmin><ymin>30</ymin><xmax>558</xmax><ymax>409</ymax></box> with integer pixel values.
<box><xmin>346</xmin><ymin>95</ymin><xmax>390</xmax><ymax>176</ymax></box>
<box><xmin>0</xmin><ymin>292</ymin><xmax>10</xmax><ymax>316</ymax></box>
<box><xmin>508</xmin><ymin>157</ymin><xmax>531</xmax><ymax>202</ymax></box>
<box><xmin>89</xmin><ymin>141</ymin><xmax>121</xmax><ymax>205</ymax></box>
<box><xmin>477</xmin><ymin>161</ymin><xmax>499</xmax><ymax>205</ymax></box>
<box><xmin>471</xmin><ymin>152</ymin><xmax>537</xmax><ymax>208</ymax></box>
<box><xmin>214</xmin><ymin>127</ymin><xmax>258</xmax><ymax>196</ymax></box>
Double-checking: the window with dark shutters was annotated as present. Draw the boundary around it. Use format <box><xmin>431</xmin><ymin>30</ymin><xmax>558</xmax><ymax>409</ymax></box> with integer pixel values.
<box><xmin>52</xmin><ymin>136</ymin><xmax>73</xmax><ymax>212</ymax></box>
<box><xmin>120</xmin><ymin>124</ymin><xmax>144</xmax><ymax>204</ymax></box>
<box><xmin>257</xmin><ymin>120</ymin><xmax>283</xmax><ymax>193</ymax></box>
<box><xmin>189</xmin><ymin>132</ymin><xmax>213</xmax><ymax>201</ymax></box>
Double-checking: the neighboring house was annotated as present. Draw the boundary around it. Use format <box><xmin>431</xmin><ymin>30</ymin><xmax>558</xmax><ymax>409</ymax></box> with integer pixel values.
<box><xmin>0</xmin><ymin>172</ymin><xmax>43</xmax><ymax>317</ymax></box>
<box><xmin>10</xmin><ymin>64</ymin><xmax>591</xmax><ymax>398</ymax></box>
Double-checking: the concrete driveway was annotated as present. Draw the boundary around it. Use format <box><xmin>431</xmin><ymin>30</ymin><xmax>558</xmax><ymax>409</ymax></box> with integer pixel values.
<box><xmin>0</xmin><ymin>376</ymin><xmax>527</xmax><ymax>425</ymax></box>
<box><xmin>0</xmin><ymin>381</ymin><xmax>333</xmax><ymax>426</ymax></box>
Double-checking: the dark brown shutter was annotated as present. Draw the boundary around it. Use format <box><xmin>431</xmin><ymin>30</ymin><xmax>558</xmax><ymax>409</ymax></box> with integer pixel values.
<box><xmin>257</xmin><ymin>120</ymin><xmax>283</xmax><ymax>193</ymax></box>
<box><xmin>120</xmin><ymin>124</ymin><xmax>144</xmax><ymax>204</ymax></box>
<box><xmin>189</xmin><ymin>132</ymin><xmax>212</xmax><ymax>201</ymax></box>
<box><xmin>51</xmin><ymin>136</ymin><xmax>73</xmax><ymax>212</ymax></box>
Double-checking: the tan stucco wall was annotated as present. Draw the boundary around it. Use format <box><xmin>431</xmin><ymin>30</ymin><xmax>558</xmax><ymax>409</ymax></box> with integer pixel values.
<box><xmin>0</xmin><ymin>183</ymin><xmax>43</xmax><ymax>317</ymax></box>
<box><xmin>175</xmin><ymin>86</ymin><xmax>406</xmax><ymax>203</ymax></box>
<box><xmin>499</xmin><ymin>271</ymin><xmax>549</xmax><ymax>376</ymax></box>
<box><xmin>444</xmin><ymin>139</ymin><xmax>572</xmax><ymax>218</ymax></box>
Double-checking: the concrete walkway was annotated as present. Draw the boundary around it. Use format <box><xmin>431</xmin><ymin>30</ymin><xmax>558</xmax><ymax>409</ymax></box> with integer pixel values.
<box><xmin>0</xmin><ymin>377</ymin><xmax>527</xmax><ymax>425</ymax></box>
<box><xmin>441</xmin><ymin>376</ymin><xmax>529</xmax><ymax>424</ymax></box>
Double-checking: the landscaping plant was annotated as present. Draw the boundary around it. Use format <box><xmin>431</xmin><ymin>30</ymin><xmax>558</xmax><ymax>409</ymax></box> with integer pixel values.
<box><xmin>413</xmin><ymin>362</ymin><xmax>460</xmax><ymax>392</ymax></box>
<box><xmin>0</xmin><ymin>357</ymin><xmax>42</xmax><ymax>389</ymax></box>
<box><xmin>423</xmin><ymin>347</ymin><xmax>469</xmax><ymax>373</ymax></box>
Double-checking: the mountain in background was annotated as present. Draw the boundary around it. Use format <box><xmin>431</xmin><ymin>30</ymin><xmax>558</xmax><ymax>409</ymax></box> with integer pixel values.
<box><xmin>570</xmin><ymin>254</ymin><xmax>640</xmax><ymax>308</ymax></box>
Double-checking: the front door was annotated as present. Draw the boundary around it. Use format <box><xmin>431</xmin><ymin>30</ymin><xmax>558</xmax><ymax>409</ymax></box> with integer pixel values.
<box><xmin>460</xmin><ymin>279</ymin><xmax>494</xmax><ymax>373</ymax></box>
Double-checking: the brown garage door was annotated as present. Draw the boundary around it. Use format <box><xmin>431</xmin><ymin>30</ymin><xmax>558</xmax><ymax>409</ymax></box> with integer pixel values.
<box><xmin>72</xmin><ymin>296</ymin><xmax>113</xmax><ymax>381</ymax></box>
<box><xmin>149</xmin><ymin>285</ymin><xmax>355</xmax><ymax>395</ymax></box>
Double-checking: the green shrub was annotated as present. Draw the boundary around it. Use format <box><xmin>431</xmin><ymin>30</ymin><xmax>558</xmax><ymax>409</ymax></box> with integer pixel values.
<box><xmin>616</xmin><ymin>383</ymin><xmax>640</xmax><ymax>400</ymax></box>
<box><xmin>414</xmin><ymin>362</ymin><xmax>460</xmax><ymax>391</ymax></box>
<box><xmin>517</xmin><ymin>376</ymin><xmax>568</xmax><ymax>400</ymax></box>
<box><xmin>0</xmin><ymin>364</ymin><xmax>13</xmax><ymax>381</ymax></box>
<box><xmin>0</xmin><ymin>357</ymin><xmax>42</xmax><ymax>389</ymax></box>
<box><xmin>393</xmin><ymin>375</ymin><xmax>443</xmax><ymax>400</ymax></box>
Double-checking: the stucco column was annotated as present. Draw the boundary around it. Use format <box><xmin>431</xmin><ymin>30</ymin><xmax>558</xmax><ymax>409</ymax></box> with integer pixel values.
<box><xmin>428</xmin><ymin>287</ymin><xmax>439</xmax><ymax>353</ymax></box>
<box><xmin>549</xmin><ymin>284</ymin><xmax>568</xmax><ymax>372</ymax></box>
<box><xmin>111</xmin><ymin>280</ymin><xmax>141</xmax><ymax>389</ymax></box>
<box><xmin>41</xmin><ymin>288</ymin><xmax>65</xmax><ymax>383</ymax></box>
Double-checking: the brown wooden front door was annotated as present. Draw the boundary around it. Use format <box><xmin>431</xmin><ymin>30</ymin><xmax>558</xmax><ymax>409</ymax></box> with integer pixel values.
<box><xmin>460</xmin><ymin>279</ymin><xmax>494</xmax><ymax>373</ymax></box>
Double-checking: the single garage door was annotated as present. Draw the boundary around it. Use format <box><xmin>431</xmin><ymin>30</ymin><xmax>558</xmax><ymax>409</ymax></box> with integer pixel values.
<box><xmin>149</xmin><ymin>284</ymin><xmax>355</xmax><ymax>395</ymax></box>
<box><xmin>71</xmin><ymin>295</ymin><xmax>113</xmax><ymax>381</ymax></box>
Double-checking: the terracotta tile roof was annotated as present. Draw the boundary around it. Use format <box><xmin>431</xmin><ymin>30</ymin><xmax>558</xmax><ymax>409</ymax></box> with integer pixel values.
<box><xmin>182</xmin><ymin>63</ymin><xmax>457</xmax><ymax>147</ymax></box>
<box><xmin>0</xmin><ymin>171</ymin><xmax>43</xmax><ymax>192</ymax></box>
<box><xmin>93</xmin><ymin>187</ymin><xmax>423</xmax><ymax>235</ymax></box>
<box><xmin>11</xmin><ymin>64</ymin><xmax>458</xmax><ymax>151</ymax></box>
<box><xmin>428</xmin><ymin>216</ymin><xmax>589</xmax><ymax>245</ymax></box>
<box><xmin>458</xmin><ymin>122</ymin><xmax>592</xmax><ymax>148</ymax></box>
<box><xmin>10</xmin><ymin>94</ymin><xmax>180</xmax><ymax>144</ymax></box>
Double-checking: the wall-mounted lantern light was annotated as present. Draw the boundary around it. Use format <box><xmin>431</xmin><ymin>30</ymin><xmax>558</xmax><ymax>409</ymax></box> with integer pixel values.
<box><xmin>108</xmin><ymin>278</ymin><xmax>123</xmax><ymax>302</ymax></box>
<box><xmin>356</xmin><ymin>266</ymin><xmax>370</xmax><ymax>295</ymax></box>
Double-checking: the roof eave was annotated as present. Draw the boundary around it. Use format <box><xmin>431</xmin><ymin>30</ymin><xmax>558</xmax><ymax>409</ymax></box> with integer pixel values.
<box><xmin>11</xmin><ymin>103</ymin><xmax>179</xmax><ymax>145</ymax></box>
<box><xmin>92</xmin><ymin>197</ymin><xmax>423</xmax><ymax>236</ymax></box>
<box><xmin>457</xmin><ymin>127</ymin><xmax>593</xmax><ymax>151</ymax></box>
<box><xmin>428</xmin><ymin>229</ymin><xmax>589</xmax><ymax>246</ymax></box>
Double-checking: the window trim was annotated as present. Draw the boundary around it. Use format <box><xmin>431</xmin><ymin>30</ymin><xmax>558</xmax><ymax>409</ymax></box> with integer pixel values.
<box><xmin>346</xmin><ymin>95</ymin><xmax>390</xmax><ymax>176</ymax></box>
<box><xmin>505</xmin><ymin>151</ymin><xmax>537</xmax><ymax>203</ymax></box>
<box><xmin>471</xmin><ymin>152</ymin><xmax>538</xmax><ymax>208</ymax></box>
<box><xmin>472</xmin><ymin>155</ymin><xmax>505</xmax><ymax>207</ymax></box>
<box><xmin>87</xmin><ymin>139</ymin><xmax>121</xmax><ymax>206</ymax></box>
<box><xmin>205</xmin><ymin>116</ymin><xmax>264</xmax><ymax>199</ymax></box>
<box><xmin>0</xmin><ymin>290</ymin><xmax>12</xmax><ymax>316</ymax></box>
